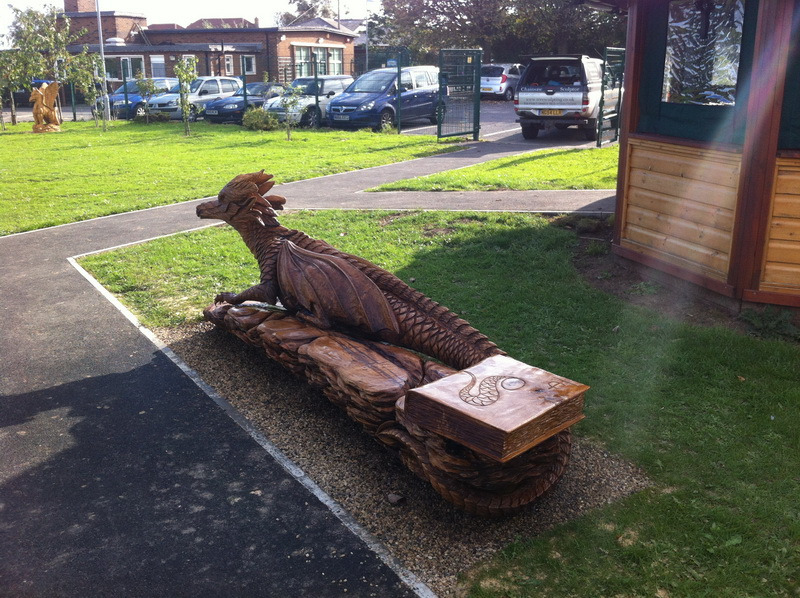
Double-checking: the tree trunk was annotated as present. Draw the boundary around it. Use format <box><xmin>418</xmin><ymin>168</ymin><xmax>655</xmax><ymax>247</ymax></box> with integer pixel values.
<box><xmin>9</xmin><ymin>91</ymin><xmax>17</xmax><ymax>126</ymax></box>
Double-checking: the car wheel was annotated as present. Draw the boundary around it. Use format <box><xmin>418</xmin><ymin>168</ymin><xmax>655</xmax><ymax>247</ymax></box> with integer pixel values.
<box><xmin>301</xmin><ymin>107</ymin><xmax>321</xmax><ymax>128</ymax></box>
<box><xmin>187</xmin><ymin>106</ymin><xmax>198</xmax><ymax>122</ymax></box>
<box><xmin>583</xmin><ymin>121</ymin><xmax>598</xmax><ymax>141</ymax></box>
<box><xmin>429</xmin><ymin>102</ymin><xmax>445</xmax><ymax>125</ymax></box>
<box><xmin>133</xmin><ymin>103</ymin><xmax>147</xmax><ymax>118</ymax></box>
<box><xmin>521</xmin><ymin>124</ymin><xmax>539</xmax><ymax>140</ymax></box>
<box><xmin>378</xmin><ymin>108</ymin><xmax>395</xmax><ymax>130</ymax></box>
<box><xmin>503</xmin><ymin>86</ymin><xmax>514</xmax><ymax>101</ymax></box>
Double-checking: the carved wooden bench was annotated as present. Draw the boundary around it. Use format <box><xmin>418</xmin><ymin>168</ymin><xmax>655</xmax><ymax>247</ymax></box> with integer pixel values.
<box><xmin>197</xmin><ymin>171</ymin><xmax>589</xmax><ymax>516</ymax></box>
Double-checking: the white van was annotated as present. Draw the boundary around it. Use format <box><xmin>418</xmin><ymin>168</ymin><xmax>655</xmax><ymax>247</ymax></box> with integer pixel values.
<box><xmin>514</xmin><ymin>55</ymin><xmax>620</xmax><ymax>140</ymax></box>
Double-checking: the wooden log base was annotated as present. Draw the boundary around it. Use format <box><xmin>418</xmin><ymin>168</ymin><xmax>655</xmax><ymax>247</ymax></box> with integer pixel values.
<box><xmin>203</xmin><ymin>302</ymin><xmax>577</xmax><ymax>516</ymax></box>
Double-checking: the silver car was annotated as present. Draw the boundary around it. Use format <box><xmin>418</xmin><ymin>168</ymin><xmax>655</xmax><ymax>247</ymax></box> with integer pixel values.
<box><xmin>480</xmin><ymin>63</ymin><xmax>523</xmax><ymax>101</ymax></box>
<box><xmin>148</xmin><ymin>76</ymin><xmax>241</xmax><ymax>120</ymax></box>
<box><xmin>264</xmin><ymin>75</ymin><xmax>353</xmax><ymax>127</ymax></box>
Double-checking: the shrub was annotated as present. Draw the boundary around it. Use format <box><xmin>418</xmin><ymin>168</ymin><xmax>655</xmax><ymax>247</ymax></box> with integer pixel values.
<box><xmin>133</xmin><ymin>112</ymin><xmax>170</xmax><ymax>124</ymax></box>
<box><xmin>242</xmin><ymin>108</ymin><xmax>279</xmax><ymax>131</ymax></box>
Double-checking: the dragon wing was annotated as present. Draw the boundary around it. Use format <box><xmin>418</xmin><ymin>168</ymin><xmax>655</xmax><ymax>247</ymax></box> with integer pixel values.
<box><xmin>42</xmin><ymin>82</ymin><xmax>60</xmax><ymax>108</ymax></box>
<box><xmin>276</xmin><ymin>240</ymin><xmax>400</xmax><ymax>342</ymax></box>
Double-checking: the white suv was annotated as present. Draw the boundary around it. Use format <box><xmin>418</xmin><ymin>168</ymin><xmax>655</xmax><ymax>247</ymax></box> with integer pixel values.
<box><xmin>514</xmin><ymin>55</ymin><xmax>620</xmax><ymax>140</ymax></box>
<box><xmin>148</xmin><ymin>76</ymin><xmax>241</xmax><ymax>120</ymax></box>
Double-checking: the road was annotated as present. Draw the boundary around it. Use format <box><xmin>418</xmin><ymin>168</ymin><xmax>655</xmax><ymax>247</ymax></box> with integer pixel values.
<box><xmin>401</xmin><ymin>98</ymin><xmax>599</xmax><ymax>149</ymax></box>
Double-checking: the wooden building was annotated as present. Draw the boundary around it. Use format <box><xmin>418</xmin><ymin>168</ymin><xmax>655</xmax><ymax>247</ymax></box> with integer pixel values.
<box><xmin>592</xmin><ymin>0</ymin><xmax>800</xmax><ymax>308</ymax></box>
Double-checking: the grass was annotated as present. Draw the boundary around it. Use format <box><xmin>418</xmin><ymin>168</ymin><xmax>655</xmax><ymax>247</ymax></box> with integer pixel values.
<box><xmin>0</xmin><ymin>119</ymin><xmax>457</xmax><ymax>235</ymax></box>
<box><xmin>372</xmin><ymin>145</ymin><xmax>620</xmax><ymax>192</ymax></box>
<box><xmin>80</xmin><ymin>210</ymin><xmax>800</xmax><ymax>597</ymax></box>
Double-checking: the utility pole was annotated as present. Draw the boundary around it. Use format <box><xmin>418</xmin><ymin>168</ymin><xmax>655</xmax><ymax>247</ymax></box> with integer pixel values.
<box><xmin>95</xmin><ymin>0</ymin><xmax>111</xmax><ymax>123</ymax></box>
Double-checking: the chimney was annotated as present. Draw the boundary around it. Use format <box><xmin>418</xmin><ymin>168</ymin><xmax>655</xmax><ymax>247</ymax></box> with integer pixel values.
<box><xmin>254</xmin><ymin>17</ymin><xmax>259</xmax><ymax>28</ymax></box>
<box><xmin>64</xmin><ymin>0</ymin><xmax>98</xmax><ymax>12</ymax></box>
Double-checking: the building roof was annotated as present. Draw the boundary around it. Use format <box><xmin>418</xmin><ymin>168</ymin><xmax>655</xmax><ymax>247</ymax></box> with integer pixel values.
<box><xmin>287</xmin><ymin>16</ymin><xmax>358</xmax><ymax>35</ymax></box>
<box><xmin>185</xmin><ymin>18</ymin><xmax>257</xmax><ymax>29</ymax></box>
<box><xmin>147</xmin><ymin>23</ymin><xmax>184</xmax><ymax>30</ymax></box>
<box><xmin>68</xmin><ymin>42</ymin><xmax>262</xmax><ymax>53</ymax></box>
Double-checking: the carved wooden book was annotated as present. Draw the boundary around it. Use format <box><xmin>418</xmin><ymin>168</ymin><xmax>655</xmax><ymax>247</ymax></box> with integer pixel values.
<box><xmin>404</xmin><ymin>355</ymin><xmax>588</xmax><ymax>462</ymax></box>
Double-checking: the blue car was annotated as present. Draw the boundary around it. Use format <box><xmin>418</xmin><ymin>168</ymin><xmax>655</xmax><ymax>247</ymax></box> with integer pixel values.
<box><xmin>101</xmin><ymin>78</ymin><xmax>177</xmax><ymax>119</ymax></box>
<box><xmin>326</xmin><ymin>66</ymin><xmax>440</xmax><ymax>130</ymax></box>
<box><xmin>204</xmin><ymin>81</ymin><xmax>284</xmax><ymax>124</ymax></box>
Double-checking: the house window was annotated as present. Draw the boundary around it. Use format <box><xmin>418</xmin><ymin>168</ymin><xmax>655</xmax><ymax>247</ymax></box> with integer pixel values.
<box><xmin>242</xmin><ymin>55</ymin><xmax>256</xmax><ymax>75</ymax></box>
<box><xmin>103</xmin><ymin>56</ymin><xmax>144</xmax><ymax>81</ymax></box>
<box><xmin>150</xmin><ymin>55</ymin><xmax>166</xmax><ymax>77</ymax></box>
<box><xmin>661</xmin><ymin>0</ymin><xmax>745</xmax><ymax>106</ymax></box>
<box><xmin>295</xmin><ymin>46</ymin><xmax>311</xmax><ymax>77</ymax></box>
<box><xmin>224</xmin><ymin>54</ymin><xmax>234</xmax><ymax>76</ymax></box>
<box><xmin>329</xmin><ymin>48</ymin><xmax>343</xmax><ymax>75</ymax></box>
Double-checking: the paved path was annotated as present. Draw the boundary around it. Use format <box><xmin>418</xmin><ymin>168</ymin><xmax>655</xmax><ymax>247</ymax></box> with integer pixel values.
<box><xmin>0</xmin><ymin>139</ymin><xmax>615</xmax><ymax>597</ymax></box>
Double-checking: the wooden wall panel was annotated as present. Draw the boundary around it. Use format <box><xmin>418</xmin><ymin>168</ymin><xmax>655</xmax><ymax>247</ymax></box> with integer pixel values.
<box><xmin>619</xmin><ymin>138</ymin><xmax>741</xmax><ymax>279</ymax></box>
<box><xmin>760</xmin><ymin>158</ymin><xmax>800</xmax><ymax>293</ymax></box>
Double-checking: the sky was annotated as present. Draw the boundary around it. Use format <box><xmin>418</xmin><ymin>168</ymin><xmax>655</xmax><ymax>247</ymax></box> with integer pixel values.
<box><xmin>1</xmin><ymin>0</ymin><xmax>377</xmax><ymax>43</ymax></box>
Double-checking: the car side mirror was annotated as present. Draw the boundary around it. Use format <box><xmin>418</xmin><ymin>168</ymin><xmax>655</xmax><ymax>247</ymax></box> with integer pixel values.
<box><xmin>199</xmin><ymin>89</ymin><xmax>208</xmax><ymax>96</ymax></box>
<box><xmin>327</xmin><ymin>91</ymin><xmax>335</xmax><ymax>97</ymax></box>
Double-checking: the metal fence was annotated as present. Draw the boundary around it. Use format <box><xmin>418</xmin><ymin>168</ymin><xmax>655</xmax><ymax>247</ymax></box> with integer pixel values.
<box><xmin>596</xmin><ymin>47</ymin><xmax>625</xmax><ymax>147</ymax></box>
<box><xmin>437</xmin><ymin>49</ymin><xmax>482</xmax><ymax>140</ymax></box>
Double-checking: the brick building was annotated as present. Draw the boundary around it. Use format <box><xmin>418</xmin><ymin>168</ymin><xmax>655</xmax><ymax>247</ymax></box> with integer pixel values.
<box><xmin>62</xmin><ymin>0</ymin><xmax>358</xmax><ymax>85</ymax></box>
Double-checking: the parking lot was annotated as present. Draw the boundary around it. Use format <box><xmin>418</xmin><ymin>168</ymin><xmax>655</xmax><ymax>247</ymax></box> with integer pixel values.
<box><xmin>402</xmin><ymin>98</ymin><xmax>599</xmax><ymax>148</ymax></box>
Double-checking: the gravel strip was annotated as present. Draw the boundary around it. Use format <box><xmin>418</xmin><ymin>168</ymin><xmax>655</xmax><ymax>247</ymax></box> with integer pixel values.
<box><xmin>155</xmin><ymin>322</ymin><xmax>651</xmax><ymax>596</ymax></box>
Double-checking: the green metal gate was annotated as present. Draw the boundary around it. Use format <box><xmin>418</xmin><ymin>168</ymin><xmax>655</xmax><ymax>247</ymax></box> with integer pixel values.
<box><xmin>437</xmin><ymin>49</ymin><xmax>482</xmax><ymax>140</ymax></box>
<box><xmin>596</xmin><ymin>47</ymin><xmax>625</xmax><ymax>147</ymax></box>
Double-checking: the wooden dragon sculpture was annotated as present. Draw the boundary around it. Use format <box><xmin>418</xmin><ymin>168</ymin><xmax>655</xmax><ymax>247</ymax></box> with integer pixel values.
<box><xmin>196</xmin><ymin>170</ymin><xmax>503</xmax><ymax>371</ymax></box>
<box><xmin>197</xmin><ymin>170</ymin><xmax>583</xmax><ymax>516</ymax></box>
<box><xmin>30</xmin><ymin>82</ymin><xmax>61</xmax><ymax>133</ymax></box>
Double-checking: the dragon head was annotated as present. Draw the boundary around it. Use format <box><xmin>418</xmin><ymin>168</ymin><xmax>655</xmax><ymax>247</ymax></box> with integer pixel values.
<box><xmin>196</xmin><ymin>170</ymin><xmax>286</xmax><ymax>227</ymax></box>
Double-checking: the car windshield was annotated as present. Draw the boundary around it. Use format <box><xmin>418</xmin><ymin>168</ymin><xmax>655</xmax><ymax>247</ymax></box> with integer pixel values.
<box><xmin>481</xmin><ymin>66</ymin><xmax>505</xmax><ymax>78</ymax></box>
<box><xmin>234</xmin><ymin>83</ymin><xmax>269</xmax><ymax>96</ymax></box>
<box><xmin>522</xmin><ymin>61</ymin><xmax>583</xmax><ymax>86</ymax></box>
<box><xmin>286</xmin><ymin>78</ymin><xmax>321</xmax><ymax>95</ymax></box>
<box><xmin>346</xmin><ymin>71</ymin><xmax>395</xmax><ymax>93</ymax></box>
<box><xmin>112</xmin><ymin>81</ymin><xmax>140</xmax><ymax>94</ymax></box>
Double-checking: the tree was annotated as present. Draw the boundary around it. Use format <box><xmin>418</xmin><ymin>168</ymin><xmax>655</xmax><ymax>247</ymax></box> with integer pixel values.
<box><xmin>173</xmin><ymin>56</ymin><xmax>197</xmax><ymax>136</ymax></box>
<box><xmin>380</xmin><ymin>0</ymin><xmax>513</xmax><ymax>61</ymax></box>
<box><xmin>377</xmin><ymin>0</ymin><xmax>626</xmax><ymax>62</ymax></box>
<box><xmin>509</xmin><ymin>1</ymin><xmax>626</xmax><ymax>58</ymax></box>
<box><xmin>134</xmin><ymin>69</ymin><xmax>157</xmax><ymax>123</ymax></box>
<box><xmin>278</xmin><ymin>84</ymin><xmax>305</xmax><ymax>141</ymax></box>
<box><xmin>1</xmin><ymin>5</ymin><xmax>88</xmax><ymax>125</ymax></box>
<box><xmin>63</xmin><ymin>49</ymin><xmax>103</xmax><ymax>127</ymax></box>
<box><xmin>278</xmin><ymin>0</ymin><xmax>335</xmax><ymax>27</ymax></box>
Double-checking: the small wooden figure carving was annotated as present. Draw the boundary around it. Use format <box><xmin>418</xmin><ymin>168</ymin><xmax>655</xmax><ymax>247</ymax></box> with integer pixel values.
<box><xmin>30</xmin><ymin>82</ymin><xmax>61</xmax><ymax>133</ymax></box>
<box><xmin>198</xmin><ymin>171</ymin><xmax>588</xmax><ymax>516</ymax></box>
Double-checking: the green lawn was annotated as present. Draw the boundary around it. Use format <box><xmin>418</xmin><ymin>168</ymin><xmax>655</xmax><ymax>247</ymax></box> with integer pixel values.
<box><xmin>0</xmin><ymin>119</ymin><xmax>456</xmax><ymax>235</ymax></box>
<box><xmin>80</xmin><ymin>210</ymin><xmax>800</xmax><ymax>597</ymax></box>
<box><xmin>372</xmin><ymin>145</ymin><xmax>620</xmax><ymax>191</ymax></box>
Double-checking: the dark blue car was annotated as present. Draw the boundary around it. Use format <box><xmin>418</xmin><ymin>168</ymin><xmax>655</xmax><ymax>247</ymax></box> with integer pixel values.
<box><xmin>326</xmin><ymin>66</ymin><xmax>440</xmax><ymax>130</ymax></box>
<box><xmin>103</xmin><ymin>78</ymin><xmax>177</xmax><ymax>119</ymax></box>
<box><xmin>204</xmin><ymin>82</ymin><xmax>284</xmax><ymax>124</ymax></box>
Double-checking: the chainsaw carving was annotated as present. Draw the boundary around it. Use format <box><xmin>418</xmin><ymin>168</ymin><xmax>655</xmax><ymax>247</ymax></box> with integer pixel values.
<box><xmin>30</xmin><ymin>82</ymin><xmax>61</xmax><ymax>133</ymax></box>
<box><xmin>198</xmin><ymin>171</ymin><xmax>587</xmax><ymax>516</ymax></box>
